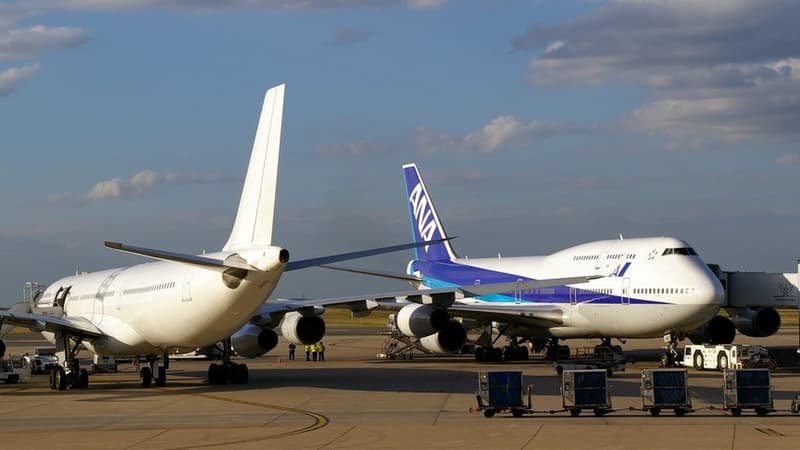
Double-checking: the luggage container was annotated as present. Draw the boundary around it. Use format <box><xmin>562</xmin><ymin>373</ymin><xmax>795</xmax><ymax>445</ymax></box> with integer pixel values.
<box><xmin>562</xmin><ymin>369</ymin><xmax>611</xmax><ymax>417</ymax></box>
<box><xmin>722</xmin><ymin>368</ymin><xmax>773</xmax><ymax>416</ymax></box>
<box><xmin>473</xmin><ymin>371</ymin><xmax>531</xmax><ymax>418</ymax></box>
<box><xmin>640</xmin><ymin>368</ymin><xmax>692</xmax><ymax>416</ymax></box>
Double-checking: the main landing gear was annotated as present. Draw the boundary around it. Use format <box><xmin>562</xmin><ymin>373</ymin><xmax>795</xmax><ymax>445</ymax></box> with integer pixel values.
<box><xmin>208</xmin><ymin>338</ymin><xmax>249</xmax><ymax>385</ymax></box>
<box><xmin>138</xmin><ymin>353</ymin><xmax>168</xmax><ymax>388</ymax></box>
<box><xmin>50</xmin><ymin>330</ymin><xmax>89</xmax><ymax>391</ymax></box>
<box><xmin>473</xmin><ymin>325</ymin><xmax>530</xmax><ymax>362</ymax></box>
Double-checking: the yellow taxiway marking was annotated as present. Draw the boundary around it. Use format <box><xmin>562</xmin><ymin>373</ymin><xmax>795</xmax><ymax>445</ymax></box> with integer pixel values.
<box><xmin>162</xmin><ymin>390</ymin><xmax>329</xmax><ymax>449</ymax></box>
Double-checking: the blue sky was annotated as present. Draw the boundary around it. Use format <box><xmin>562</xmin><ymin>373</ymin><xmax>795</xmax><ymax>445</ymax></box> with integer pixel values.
<box><xmin>1</xmin><ymin>0</ymin><xmax>799</xmax><ymax>305</ymax></box>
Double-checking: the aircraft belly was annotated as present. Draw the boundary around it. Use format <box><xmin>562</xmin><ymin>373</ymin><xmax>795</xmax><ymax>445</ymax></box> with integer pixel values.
<box><xmin>543</xmin><ymin>303</ymin><xmax>719</xmax><ymax>339</ymax></box>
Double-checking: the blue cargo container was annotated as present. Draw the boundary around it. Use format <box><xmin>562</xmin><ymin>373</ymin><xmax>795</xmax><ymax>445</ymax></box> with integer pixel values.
<box><xmin>474</xmin><ymin>371</ymin><xmax>531</xmax><ymax>418</ymax></box>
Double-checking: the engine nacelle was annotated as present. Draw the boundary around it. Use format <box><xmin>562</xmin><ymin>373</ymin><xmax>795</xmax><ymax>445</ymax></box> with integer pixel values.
<box><xmin>731</xmin><ymin>307</ymin><xmax>781</xmax><ymax>337</ymax></box>
<box><xmin>396</xmin><ymin>304</ymin><xmax>450</xmax><ymax>337</ymax></box>
<box><xmin>418</xmin><ymin>320</ymin><xmax>467</xmax><ymax>353</ymax></box>
<box><xmin>0</xmin><ymin>338</ymin><xmax>5</xmax><ymax>358</ymax></box>
<box><xmin>231</xmin><ymin>324</ymin><xmax>279</xmax><ymax>358</ymax></box>
<box><xmin>280</xmin><ymin>311</ymin><xmax>326</xmax><ymax>345</ymax></box>
<box><xmin>686</xmin><ymin>315</ymin><xmax>736</xmax><ymax>345</ymax></box>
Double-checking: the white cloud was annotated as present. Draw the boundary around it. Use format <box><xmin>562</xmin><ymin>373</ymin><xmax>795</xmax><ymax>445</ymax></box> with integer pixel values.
<box><xmin>0</xmin><ymin>63</ymin><xmax>39</xmax><ymax>95</ymax></box>
<box><xmin>51</xmin><ymin>169</ymin><xmax>235</xmax><ymax>203</ymax></box>
<box><xmin>417</xmin><ymin>115</ymin><xmax>575</xmax><ymax>154</ymax></box>
<box><xmin>513</xmin><ymin>0</ymin><xmax>800</xmax><ymax>139</ymax></box>
<box><xmin>0</xmin><ymin>25</ymin><xmax>88</xmax><ymax>61</ymax></box>
<box><xmin>407</xmin><ymin>0</ymin><xmax>447</xmax><ymax>9</ymax></box>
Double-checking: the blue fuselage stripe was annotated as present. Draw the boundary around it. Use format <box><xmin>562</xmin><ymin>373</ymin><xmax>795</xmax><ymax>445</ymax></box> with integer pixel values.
<box><xmin>415</xmin><ymin>260</ymin><xmax>667</xmax><ymax>306</ymax></box>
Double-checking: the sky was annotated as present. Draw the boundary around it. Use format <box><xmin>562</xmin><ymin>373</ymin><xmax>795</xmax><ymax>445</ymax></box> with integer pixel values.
<box><xmin>1</xmin><ymin>0</ymin><xmax>799</xmax><ymax>305</ymax></box>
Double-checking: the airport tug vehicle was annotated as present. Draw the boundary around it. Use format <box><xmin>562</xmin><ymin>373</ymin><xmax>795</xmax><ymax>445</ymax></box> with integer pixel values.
<box><xmin>681</xmin><ymin>344</ymin><xmax>772</xmax><ymax>371</ymax></box>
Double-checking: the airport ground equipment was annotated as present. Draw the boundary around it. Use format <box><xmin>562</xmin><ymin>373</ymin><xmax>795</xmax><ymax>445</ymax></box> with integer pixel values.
<box><xmin>722</xmin><ymin>368</ymin><xmax>773</xmax><ymax>416</ymax></box>
<box><xmin>562</xmin><ymin>369</ymin><xmax>612</xmax><ymax>417</ymax></box>
<box><xmin>472</xmin><ymin>371</ymin><xmax>532</xmax><ymax>418</ymax></box>
<box><xmin>640</xmin><ymin>368</ymin><xmax>692</xmax><ymax>416</ymax></box>
<box><xmin>792</xmin><ymin>394</ymin><xmax>800</xmax><ymax>414</ymax></box>
<box><xmin>91</xmin><ymin>354</ymin><xmax>118</xmax><ymax>373</ymax></box>
<box><xmin>0</xmin><ymin>356</ymin><xmax>31</xmax><ymax>384</ymax></box>
<box><xmin>681</xmin><ymin>344</ymin><xmax>773</xmax><ymax>371</ymax></box>
<box><xmin>553</xmin><ymin>345</ymin><xmax>626</xmax><ymax>376</ymax></box>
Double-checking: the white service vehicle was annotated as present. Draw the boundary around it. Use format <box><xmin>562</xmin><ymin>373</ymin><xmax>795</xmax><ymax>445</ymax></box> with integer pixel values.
<box><xmin>91</xmin><ymin>355</ymin><xmax>118</xmax><ymax>373</ymax></box>
<box><xmin>1</xmin><ymin>356</ymin><xmax>32</xmax><ymax>384</ymax></box>
<box><xmin>681</xmin><ymin>344</ymin><xmax>770</xmax><ymax>371</ymax></box>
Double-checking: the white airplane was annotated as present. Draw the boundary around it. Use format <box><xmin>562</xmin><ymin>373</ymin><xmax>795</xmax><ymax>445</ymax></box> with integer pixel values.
<box><xmin>320</xmin><ymin>163</ymin><xmax>734</xmax><ymax>365</ymax></box>
<box><xmin>0</xmin><ymin>85</ymin><xmax>453</xmax><ymax>390</ymax></box>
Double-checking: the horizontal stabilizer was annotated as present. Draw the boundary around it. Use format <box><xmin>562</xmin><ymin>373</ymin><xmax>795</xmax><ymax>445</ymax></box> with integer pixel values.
<box><xmin>319</xmin><ymin>264</ymin><xmax>421</xmax><ymax>282</ymax></box>
<box><xmin>104</xmin><ymin>241</ymin><xmax>257</xmax><ymax>271</ymax></box>
<box><xmin>284</xmin><ymin>238</ymin><xmax>453</xmax><ymax>272</ymax></box>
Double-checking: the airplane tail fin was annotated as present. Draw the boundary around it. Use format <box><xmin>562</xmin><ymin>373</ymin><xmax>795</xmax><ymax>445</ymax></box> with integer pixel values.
<box><xmin>402</xmin><ymin>163</ymin><xmax>457</xmax><ymax>261</ymax></box>
<box><xmin>223</xmin><ymin>84</ymin><xmax>285</xmax><ymax>251</ymax></box>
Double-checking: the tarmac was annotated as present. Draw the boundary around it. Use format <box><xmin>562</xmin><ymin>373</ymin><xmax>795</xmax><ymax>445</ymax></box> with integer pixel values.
<box><xmin>1</xmin><ymin>326</ymin><xmax>799</xmax><ymax>449</ymax></box>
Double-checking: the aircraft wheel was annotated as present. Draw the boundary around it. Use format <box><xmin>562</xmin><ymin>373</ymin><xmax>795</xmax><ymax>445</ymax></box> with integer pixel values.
<box><xmin>755</xmin><ymin>407</ymin><xmax>769</xmax><ymax>417</ymax></box>
<box><xmin>650</xmin><ymin>408</ymin><xmax>660</xmax><ymax>417</ymax></box>
<box><xmin>140</xmin><ymin>366</ymin><xmax>153</xmax><ymax>388</ymax></box>
<box><xmin>718</xmin><ymin>352</ymin><xmax>729</xmax><ymax>370</ymax></box>
<box><xmin>569</xmin><ymin>409</ymin><xmax>580</xmax><ymax>417</ymax></box>
<box><xmin>155</xmin><ymin>367</ymin><xmax>167</xmax><ymax>387</ymax></box>
<box><xmin>674</xmin><ymin>408</ymin><xmax>687</xmax><ymax>417</ymax></box>
<box><xmin>512</xmin><ymin>408</ymin><xmax>525</xmax><ymax>418</ymax></box>
<box><xmin>54</xmin><ymin>366</ymin><xmax>68</xmax><ymax>391</ymax></box>
<box><xmin>730</xmin><ymin>408</ymin><xmax>742</xmax><ymax>417</ymax></box>
<box><xmin>693</xmin><ymin>351</ymin><xmax>704</xmax><ymax>370</ymax></box>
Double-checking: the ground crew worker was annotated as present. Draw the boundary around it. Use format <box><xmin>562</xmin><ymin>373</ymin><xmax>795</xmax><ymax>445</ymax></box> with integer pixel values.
<box><xmin>318</xmin><ymin>342</ymin><xmax>326</xmax><ymax>362</ymax></box>
<box><xmin>288</xmin><ymin>343</ymin><xmax>296</xmax><ymax>360</ymax></box>
<box><xmin>304</xmin><ymin>344</ymin><xmax>311</xmax><ymax>361</ymax></box>
<box><xmin>311</xmin><ymin>343</ymin><xmax>318</xmax><ymax>362</ymax></box>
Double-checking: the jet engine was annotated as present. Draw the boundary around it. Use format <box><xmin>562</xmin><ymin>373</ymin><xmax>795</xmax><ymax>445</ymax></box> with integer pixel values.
<box><xmin>231</xmin><ymin>324</ymin><xmax>279</xmax><ymax>358</ymax></box>
<box><xmin>418</xmin><ymin>320</ymin><xmax>467</xmax><ymax>353</ymax></box>
<box><xmin>396</xmin><ymin>304</ymin><xmax>450</xmax><ymax>337</ymax></box>
<box><xmin>686</xmin><ymin>315</ymin><xmax>736</xmax><ymax>345</ymax></box>
<box><xmin>394</xmin><ymin>304</ymin><xmax>466</xmax><ymax>353</ymax></box>
<box><xmin>280</xmin><ymin>311</ymin><xmax>326</xmax><ymax>345</ymax></box>
<box><xmin>731</xmin><ymin>307</ymin><xmax>781</xmax><ymax>338</ymax></box>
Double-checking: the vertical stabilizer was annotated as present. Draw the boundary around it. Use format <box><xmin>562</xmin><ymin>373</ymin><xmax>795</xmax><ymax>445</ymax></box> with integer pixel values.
<box><xmin>223</xmin><ymin>84</ymin><xmax>285</xmax><ymax>251</ymax></box>
<box><xmin>402</xmin><ymin>163</ymin><xmax>457</xmax><ymax>261</ymax></box>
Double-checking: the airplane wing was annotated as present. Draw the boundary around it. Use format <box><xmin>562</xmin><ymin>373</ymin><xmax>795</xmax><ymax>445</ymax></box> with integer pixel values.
<box><xmin>253</xmin><ymin>274</ymin><xmax>600</xmax><ymax>320</ymax></box>
<box><xmin>0</xmin><ymin>311</ymin><xmax>103</xmax><ymax>339</ymax></box>
<box><xmin>105</xmin><ymin>239</ymin><xmax>450</xmax><ymax>273</ymax></box>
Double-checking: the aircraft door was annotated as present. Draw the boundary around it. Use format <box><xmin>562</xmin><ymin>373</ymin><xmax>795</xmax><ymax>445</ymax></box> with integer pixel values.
<box><xmin>569</xmin><ymin>287</ymin><xmax>577</xmax><ymax>305</ymax></box>
<box><xmin>595</xmin><ymin>245</ymin><xmax>613</xmax><ymax>270</ymax></box>
<box><xmin>515</xmin><ymin>279</ymin><xmax>523</xmax><ymax>304</ymax></box>
<box><xmin>181</xmin><ymin>270</ymin><xmax>193</xmax><ymax>302</ymax></box>
<box><xmin>621</xmin><ymin>278</ymin><xmax>631</xmax><ymax>305</ymax></box>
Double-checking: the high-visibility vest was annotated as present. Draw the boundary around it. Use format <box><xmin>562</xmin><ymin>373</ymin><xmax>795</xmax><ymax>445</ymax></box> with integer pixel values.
<box><xmin>319</xmin><ymin>344</ymin><xmax>326</xmax><ymax>352</ymax></box>
<box><xmin>304</xmin><ymin>345</ymin><xmax>310</xmax><ymax>352</ymax></box>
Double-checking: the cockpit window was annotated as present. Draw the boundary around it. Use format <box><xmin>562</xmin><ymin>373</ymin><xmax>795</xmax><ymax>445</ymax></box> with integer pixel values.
<box><xmin>662</xmin><ymin>247</ymin><xmax>697</xmax><ymax>256</ymax></box>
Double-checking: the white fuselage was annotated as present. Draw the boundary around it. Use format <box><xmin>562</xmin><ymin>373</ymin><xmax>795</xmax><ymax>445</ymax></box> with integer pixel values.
<box><xmin>413</xmin><ymin>237</ymin><xmax>725</xmax><ymax>339</ymax></box>
<box><xmin>35</xmin><ymin>251</ymin><xmax>284</xmax><ymax>356</ymax></box>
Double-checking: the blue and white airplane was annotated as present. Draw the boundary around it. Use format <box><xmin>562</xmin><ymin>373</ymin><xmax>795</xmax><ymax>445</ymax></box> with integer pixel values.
<box><xmin>326</xmin><ymin>163</ymin><xmax>732</xmax><ymax>364</ymax></box>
